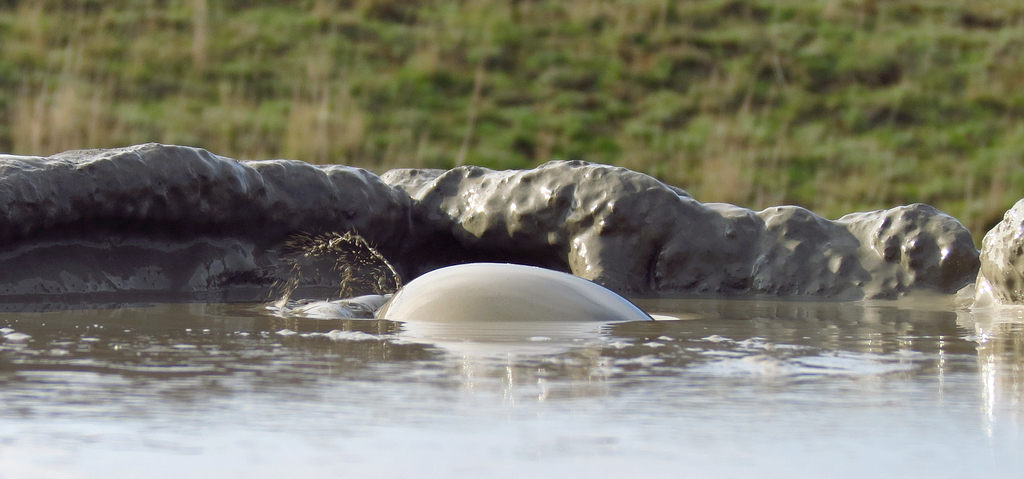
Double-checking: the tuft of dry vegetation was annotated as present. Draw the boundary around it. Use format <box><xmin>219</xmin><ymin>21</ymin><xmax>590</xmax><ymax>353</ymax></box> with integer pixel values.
<box><xmin>1</xmin><ymin>0</ymin><xmax>1023</xmax><ymax>239</ymax></box>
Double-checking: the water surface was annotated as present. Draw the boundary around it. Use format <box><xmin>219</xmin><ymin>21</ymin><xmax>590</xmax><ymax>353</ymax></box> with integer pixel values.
<box><xmin>0</xmin><ymin>297</ymin><xmax>1021</xmax><ymax>478</ymax></box>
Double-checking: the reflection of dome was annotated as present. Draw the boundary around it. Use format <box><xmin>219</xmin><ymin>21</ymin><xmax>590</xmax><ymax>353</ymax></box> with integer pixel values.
<box><xmin>957</xmin><ymin>308</ymin><xmax>1024</xmax><ymax>433</ymax></box>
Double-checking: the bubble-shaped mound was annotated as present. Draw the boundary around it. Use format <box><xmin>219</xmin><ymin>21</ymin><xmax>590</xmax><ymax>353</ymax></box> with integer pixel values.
<box><xmin>376</xmin><ymin>263</ymin><xmax>653</xmax><ymax>323</ymax></box>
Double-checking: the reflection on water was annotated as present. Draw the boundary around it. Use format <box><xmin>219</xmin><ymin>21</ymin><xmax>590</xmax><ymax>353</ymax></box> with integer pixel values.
<box><xmin>0</xmin><ymin>298</ymin><xmax>1022</xmax><ymax>477</ymax></box>
<box><xmin>958</xmin><ymin>307</ymin><xmax>1024</xmax><ymax>435</ymax></box>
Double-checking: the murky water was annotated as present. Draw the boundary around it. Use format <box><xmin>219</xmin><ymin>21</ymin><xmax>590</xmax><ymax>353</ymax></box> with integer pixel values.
<box><xmin>1</xmin><ymin>297</ymin><xmax>1022</xmax><ymax>478</ymax></box>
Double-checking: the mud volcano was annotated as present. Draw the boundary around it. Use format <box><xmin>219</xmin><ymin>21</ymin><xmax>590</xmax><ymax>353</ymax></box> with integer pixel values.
<box><xmin>0</xmin><ymin>142</ymin><xmax>1015</xmax><ymax>308</ymax></box>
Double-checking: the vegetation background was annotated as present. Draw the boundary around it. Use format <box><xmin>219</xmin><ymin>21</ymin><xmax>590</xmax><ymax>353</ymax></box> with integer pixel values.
<box><xmin>1</xmin><ymin>0</ymin><xmax>1022</xmax><ymax>240</ymax></box>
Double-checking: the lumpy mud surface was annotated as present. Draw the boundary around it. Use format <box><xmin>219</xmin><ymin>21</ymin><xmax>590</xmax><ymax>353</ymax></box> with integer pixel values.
<box><xmin>0</xmin><ymin>144</ymin><xmax>984</xmax><ymax>303</ymax></box>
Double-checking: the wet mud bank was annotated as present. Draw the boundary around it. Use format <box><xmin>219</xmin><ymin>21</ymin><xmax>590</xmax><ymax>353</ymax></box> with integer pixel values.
<box><xmin>0</xmin><ymin>144</ymin><xmax>410</xmax><ymax>303</ymax></box>
<box><xmin>0</xmin><ymin>143</ymin><xmax>1006</xmax><ymax>305</ymax></box>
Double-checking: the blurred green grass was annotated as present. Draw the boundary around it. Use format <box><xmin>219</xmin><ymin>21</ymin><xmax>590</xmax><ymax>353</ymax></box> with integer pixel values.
<box><xmin>1</xmin><ymin>0</ymin><xmax>1022</xmax><ymax>239</ymax></box>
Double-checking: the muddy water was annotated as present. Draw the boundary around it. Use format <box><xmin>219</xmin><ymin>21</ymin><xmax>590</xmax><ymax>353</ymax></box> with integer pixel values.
<box><xmin>0</xmin><ymin>298</ymin><xmax>1021</xmax><ymax>478</ymax></box>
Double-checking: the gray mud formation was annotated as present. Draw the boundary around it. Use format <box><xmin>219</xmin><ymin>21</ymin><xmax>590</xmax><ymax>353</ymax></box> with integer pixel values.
<box><xmin>975</xmin><ymin>199</ymin><xmax>1024</xmax><ymax>305</ymax></box>
<box><xmin>0</xmin><ymin>144</ymin><xmax>410</xmax><ymax>303</ymax></box>
<box><xmin>0</xmin><ymin>143</ymin><xmax>986</xmax><ymax>305</ymax></box>
<box><xmin>384</xmin><ymin>162</ymin><xmax>979</xmax><ymax>299</ymax></box>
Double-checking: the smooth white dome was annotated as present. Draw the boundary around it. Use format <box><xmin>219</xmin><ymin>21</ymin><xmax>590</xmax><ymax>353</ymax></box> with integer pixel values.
<box><xmin>376</xmin><ymin>263</ymin><xmax>652</xmax><ymax>323</ymax></box>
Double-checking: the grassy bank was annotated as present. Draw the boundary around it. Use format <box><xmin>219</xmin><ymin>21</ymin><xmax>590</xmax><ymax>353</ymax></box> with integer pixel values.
<box><xmin>1</xmin><ymin>0</ymin><xmax>1023</xmax><ymax>239</ymax></box>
